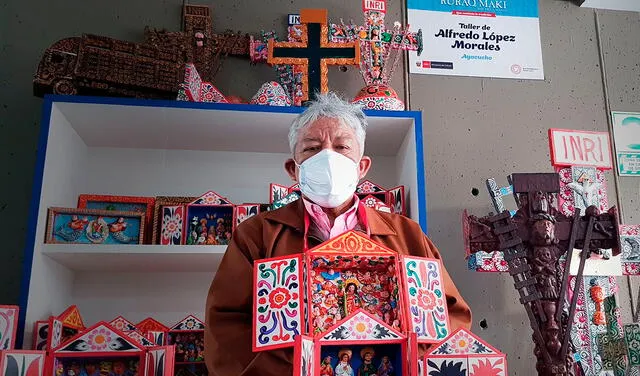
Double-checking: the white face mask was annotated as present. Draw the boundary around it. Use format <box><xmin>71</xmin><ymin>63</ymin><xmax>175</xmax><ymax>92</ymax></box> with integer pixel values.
<box><xmin>296</xmin><ymin>149</ymin><xmax>360</xmax><ymax>208</ymax></box>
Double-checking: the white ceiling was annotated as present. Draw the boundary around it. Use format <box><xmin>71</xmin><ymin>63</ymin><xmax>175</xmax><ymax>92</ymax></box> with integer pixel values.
<box><xmin>580</xmin><ymin>0</ymin><xmax>640</xmax><ymax>12</ymax></box>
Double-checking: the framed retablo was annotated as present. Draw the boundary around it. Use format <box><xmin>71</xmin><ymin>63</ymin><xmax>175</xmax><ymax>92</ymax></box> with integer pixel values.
<box><xmin>151</xmin><ymin>196</ymin><xmax>196</xmax><ymax>245</ymax></box>
<box><xmin>184</xmin><ymin>192</ymin><xmax>234</xmax><ymax>246</ymax></box>
<box><xmin>167</xmin><ymin>315</ymin><xmax>206</xmax><ymax>376</ymax></box>
<box><xmin>77</xmin><ymin>194</ymin><xmax>155</xmax><ymax>243</ymax></box>
<box><xmin>46</xmin><ymin>208</ymin><xmax>144</xmax><ymax>244</ymax></box>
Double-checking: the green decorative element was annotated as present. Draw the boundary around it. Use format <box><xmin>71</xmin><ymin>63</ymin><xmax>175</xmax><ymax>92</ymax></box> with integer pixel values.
<box><xmin>598</xmin><ymin>296</ymin><xmax>628</xmax><ymax>376</ymax></box>
<box><xmin>258</xmin><ymin>305</ymin><xmax>268</xmax><ymax>313</ymax></box>
<box><xmin>435</xmin><ymin>289</ymin><xmax>442</xmax><ymax>298</ymax></box>
<box><xmin>434</xmin><ymin>315</ymin><xmax>448</xmax><ymax>339</ymax></box>
<box><xmin>282</xmin><ymin>259</ymin><xmax>297</xmax><ymax>282</ymax></box>
<box><xmin>624</xmin><ymin>324</ymin><xmax>640</xmax><ymax>367</ymax></box>
<box><xmin>409</xmin><ymin>287</ymin><xmax>417</xmax><ymax>296</ymax></box>
<box><xmin>270</xmin><ymin>192</ymin><xmax>300</xmax><ymax>210</ymax></box>
<box><xmin>258</xmin><ymin>263</ymin><xmax>277</xmax><ymax>286</ymax></box>
<box><xmin>288</xmin><ymin>301</ymin><xmax>299</xmax><ymax>309</ymax></box>
<box><xmin>406</xmin><ymin>260</ymin><xmax>422</xmax><ymax>288</ymax></box>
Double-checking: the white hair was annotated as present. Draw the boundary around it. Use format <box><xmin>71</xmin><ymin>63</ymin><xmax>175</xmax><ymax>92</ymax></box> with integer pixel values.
<box><xmin>288</xmin><ymin>92</ymin><xmax>367</xmax><ymax>156</ymax></box>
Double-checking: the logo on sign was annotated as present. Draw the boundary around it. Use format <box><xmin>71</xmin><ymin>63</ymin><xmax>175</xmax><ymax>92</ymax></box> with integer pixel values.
<box><xmin>288</xmin><ymin>14</ymin><xmax>300</xmax><ymax>25</ymax></box>
<box><xmin>363</xmin><ymin>0</ymin><xmax>386</xmax><ymax>12</ymax></box>
<box><xmin>510</xmin><ymin>64</ymin><xmax>522</xmax><ymax>74</ymax></box>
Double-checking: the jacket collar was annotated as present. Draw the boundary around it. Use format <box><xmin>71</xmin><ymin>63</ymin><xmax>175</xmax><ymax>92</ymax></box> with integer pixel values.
<box><xmin>264</xmin><ymin>198</ymin><xmax>397</xmax><ymax>236</ymax></box>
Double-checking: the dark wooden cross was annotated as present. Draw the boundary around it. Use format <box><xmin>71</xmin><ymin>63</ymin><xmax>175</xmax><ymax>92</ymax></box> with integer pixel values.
<box><xmin>464</xmin><ymin>172</ymin><xmax>621</xmax><ymax>376</ymax></box>
<box><xmin>267</xmin><ymin>9</ymin><xmax>360</xmax><ymax>103</ymax></box>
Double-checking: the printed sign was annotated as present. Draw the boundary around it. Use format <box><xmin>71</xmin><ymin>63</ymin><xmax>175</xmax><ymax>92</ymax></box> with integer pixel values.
<box><xmin>288</xmin><ymin>14</ymin><xmax>300</xmax><ymax>25</ymax></box>
<box><xmin>612</xmin><ymin>111</ymin><xmax>640</xmax><ymax>176</ymax></box>
<box><xmin>548</xmin><ymin>129</ymin><xmax>613</xmax><ymax>169</ymax></box>
<box><xmin>408</xmin><ymin>0</ymin><xmax>544</xmax><ymax>79</ymax></box>
<box><xmin>363</xmin><ymin>0</ymin><xmax>386</xmax><ymax>12</ymax></box>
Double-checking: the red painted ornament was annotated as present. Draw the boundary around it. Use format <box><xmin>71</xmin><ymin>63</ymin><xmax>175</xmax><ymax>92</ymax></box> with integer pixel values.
<box><xmin>352</xmin><ymin>84</ymin><xmax>404</xmax><ymax>111</ymax></box>
<box><xmin>589</xmin><ymin>278</ymin><xmax>606</xmax><ymax>326</ymax></box>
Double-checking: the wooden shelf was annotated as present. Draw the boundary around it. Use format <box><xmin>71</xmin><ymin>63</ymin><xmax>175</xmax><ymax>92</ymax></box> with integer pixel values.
<box><xmin>42</xmin><ymin>244</ymin><xmax>227</xmax><ymax>273</ymax></box>
<box><xmin>53</xmin><ymin>96</ymin><xmax>414</xmax><ymax>156</ymax></box>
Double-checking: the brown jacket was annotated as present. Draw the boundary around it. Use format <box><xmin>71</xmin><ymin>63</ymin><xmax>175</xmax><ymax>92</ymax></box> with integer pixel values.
<box><xmin>205</xmin><ymin>199</ymin><xmax>472</xmax><ymax>376</ymax></box>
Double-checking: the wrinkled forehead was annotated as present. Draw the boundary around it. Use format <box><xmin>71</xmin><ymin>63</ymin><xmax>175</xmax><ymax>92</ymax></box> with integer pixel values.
<box><xmin>297</xmin><ymin>117</ymin><xmax>357</xmax><ymax>142</ymax></box>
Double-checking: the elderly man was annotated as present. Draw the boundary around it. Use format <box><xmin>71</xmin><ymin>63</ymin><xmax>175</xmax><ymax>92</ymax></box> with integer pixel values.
<box><xmin>205</xmin><ymin>93</ymin><xmax>471</xmax><ymax>376</ymax></box>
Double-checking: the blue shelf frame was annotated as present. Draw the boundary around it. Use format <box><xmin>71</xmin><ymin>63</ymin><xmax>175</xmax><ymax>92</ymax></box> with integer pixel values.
<box><xmin>17</xmin><ymin>94</ymin><xmax>426</xmax><ymax>348</ymax></box>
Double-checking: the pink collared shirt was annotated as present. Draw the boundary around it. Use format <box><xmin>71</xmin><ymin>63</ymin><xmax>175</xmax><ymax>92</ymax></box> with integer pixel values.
<box><xmin>303</xmin><ymin>195</ymin><xmax>360</xmax><ymax>241</ymax></box>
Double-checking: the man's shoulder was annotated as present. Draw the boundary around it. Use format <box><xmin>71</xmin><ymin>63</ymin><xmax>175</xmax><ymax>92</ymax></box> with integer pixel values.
<box><xmin>365</xmin><ymin>208</ymin><xmax>433</xmax><ymax>256</ymax></box>
<box><xmin>367</xmin><ymin>207</ymin><xmax>424</xmax><ymax>233</ymax></box>
<box><xmin>235</xmin><ymin>210</ymin><xmax>268</xmax><ymax>233</ymax></box>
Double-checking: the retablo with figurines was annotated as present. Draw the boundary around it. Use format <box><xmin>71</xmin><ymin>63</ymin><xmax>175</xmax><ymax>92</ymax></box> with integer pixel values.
<box><xmin>252</xmin><ymin>230</ymin><xmax>454</xmax><ymax>375</ymax></box>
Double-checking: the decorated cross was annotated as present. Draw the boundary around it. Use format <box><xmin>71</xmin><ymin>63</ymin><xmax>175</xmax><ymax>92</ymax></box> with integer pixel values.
<box><xmin>467</xmin><ymin>128</ymin><xmax>640</xmax><ymax>376</ymax></box>
<box><xmin>328</xmin><ymin>0</ymin><xmax>422</xmax><ymax>86</ymax></box>
<box><xmin>267</xmin><ymin>9</ymin><xmax>361</xmax><ymax>102</ymax></box>
<box><xmin>463</xmin><ymin>171</ymin><xmax>621</xmax><ymax>375</ymax></box>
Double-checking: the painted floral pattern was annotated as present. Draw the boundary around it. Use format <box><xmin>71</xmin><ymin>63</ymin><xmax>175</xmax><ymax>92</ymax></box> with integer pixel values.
<box><xmin>109</xmin><ymin>317</ymin><xmax>136</xmax><ymax>333</ymax></box>
<box><xmin>183</xmin><ymin>318</ymin><xmax>197</xmax><ymax>330</ymax></box>
<box><xmin>559</xmin><ymin>168</ymin><xmax>573</xmax><ymax>183</ymax></box>
<box><xmin>469</xmin><ymin>357</ymin><xmax>504</xmax><ymax>376</ymax></box>
<box><xmin>268</xmin><ymin>287</ymin><xmax>292</xmax><ymax>309</ymax></box>
<box><xmin>473</xmin><ymin>251</ymin><xmax>508</xmax><ymax>272</ymax></box>
<box><xmin>364</xmin><ymin>197</ymin><xmax>378</xmax><ymax>208</ymax></box>
<box><xmin>255</xmin><ymin>257</ymin><xmax>301</xmax><ymax>348</ymax></box>
<box><xmin>347</xmin><ymin>316</ymin><xmax>373</xmax><ymax>339</ymax></box>
<box><xmin>51</xmin><ymin>320</ymin><xmax>62</xmax><ymax>348</ymax></box>
<box><xmin>450</xmin><ymin>332</ymin><xmax>472</xmax><ymax>354</ymax></box>
<box><xmin>358</xmin><ymin>181</ymin><xmax>375</xmax><ymax>193</ymax></box>
<box><xmin>562</xmin><ymin>201</ymin><xmax>575</xmax><ymax>216</ymax></box>
<box><xmin>161</xmin><ymin>206</ymin><xmax>184</xmax><ymax>245</ymax></box>
<box><xmin>87</xmin><ymin>328</ymin><xmax>113</xmax><ymax>351</ymax></box>
<box><xmin>416</xmin><ymin>289</ymin><xmax>437</xmax><ymax>311</ymax></box>
<box><xmin>249</xmin><ymin>82</ymin><xmax>292</xmax><ymax>106</ymax></box>
<box><xmin>200</xmin><ymin>194</ymin><xmax>222</xmax><ymax>205</ymax></box>
<box><xmin>427</xmin><ymin>359</ymin><xmax>466</xmax><ymax>376</ymax></box>
<box><xmin>405</xmin><ymin>258</ymin><xmax>449</xmax><ymax>341</ymax></box>
<box><xmin>162</xmin><ymin>213</ymin><xmax>182</xmax><ymax>240</ymax></box>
